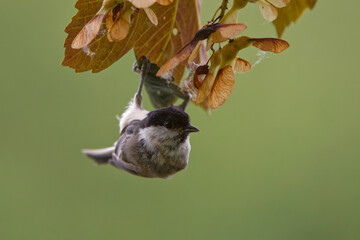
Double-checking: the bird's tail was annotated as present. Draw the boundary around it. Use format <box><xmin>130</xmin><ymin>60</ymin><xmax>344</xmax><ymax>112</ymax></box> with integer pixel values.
<box><xmin>82</xmin><ymin>146</ymin><xmax>115</xmax><ymax>165</ymax></box>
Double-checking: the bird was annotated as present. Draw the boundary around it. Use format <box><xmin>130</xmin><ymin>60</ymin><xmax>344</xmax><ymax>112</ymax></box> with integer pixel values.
<box><xmin>82</xmin><ymin>57</ymin><xmax>199</xmax><ymax>179</ymax></box>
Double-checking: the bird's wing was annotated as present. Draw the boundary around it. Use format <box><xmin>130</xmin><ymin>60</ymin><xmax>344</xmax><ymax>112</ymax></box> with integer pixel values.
<box><xmin>110</xmin><ymin>120</ymin><xmax>142</xmax><ymax>176</ymax></box>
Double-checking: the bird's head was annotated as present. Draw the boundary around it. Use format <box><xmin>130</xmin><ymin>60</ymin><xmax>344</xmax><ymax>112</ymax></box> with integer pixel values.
<box><xmin>144</xmin><ymin>107</ymin><xmax>199</xmax><ymax>134</ymax></box>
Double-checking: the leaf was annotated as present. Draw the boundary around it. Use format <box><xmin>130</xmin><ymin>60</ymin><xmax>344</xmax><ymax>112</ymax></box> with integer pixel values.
<box><xmin>208</xmin><ymin>65</ymin><xmax>235</xmax><ymax>109</ymax></box>
<box><xmin>62</xmin><ymin>0</ymin><xmax>201</xmax><ymax>82</ymax></box>
<box><xmin>273</xmin><ymin>0</ymin><xmax>317</xmax><ymax>37</ymax></box>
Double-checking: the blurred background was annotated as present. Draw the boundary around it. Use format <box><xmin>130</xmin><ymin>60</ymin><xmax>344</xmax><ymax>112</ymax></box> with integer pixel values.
<box><xmin>1</xmin><ymin>0</ymin><xmax>359</xmax><ymax>239</ymax></box>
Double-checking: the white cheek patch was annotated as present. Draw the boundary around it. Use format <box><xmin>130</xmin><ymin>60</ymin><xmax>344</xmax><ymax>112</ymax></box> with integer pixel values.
<box><xmin>138</xmin><ymin>126</ymin><xmax>170</xmax><ymax>152</ymax></box>
<box><xmin>138</xmin><ymin>126</ymin><xmax>191</xmax><ymax>166</ymax></box>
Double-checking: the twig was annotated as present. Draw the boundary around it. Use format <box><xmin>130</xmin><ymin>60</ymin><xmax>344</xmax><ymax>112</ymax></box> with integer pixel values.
<box><xmin>218</xmin><ymin>0</ymin><xmax>229</xmax><ymax>21</ymax></box>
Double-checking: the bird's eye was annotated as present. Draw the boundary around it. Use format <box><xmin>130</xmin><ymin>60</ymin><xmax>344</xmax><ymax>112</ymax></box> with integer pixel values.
<box><xmin>164</xmin><ymin>122</ymin><xmax>170</xmax><ymax>128</ymax></box>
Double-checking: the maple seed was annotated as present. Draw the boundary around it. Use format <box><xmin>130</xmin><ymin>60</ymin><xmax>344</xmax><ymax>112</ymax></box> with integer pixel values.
<box><xmin>193</xmin><ymin>65</ymin><xmax>209</xmax><ymax>89</ymax></box>
<box><xmin>251</xmin><ymin>38</ymin><xmax>290</xmax><ymax>53</ymax></box>
<box><xmin>196</xmin><ymin>73</ymin><xmax>215</xmax><ymax>104</ymax></box>
<box><xmin>234</xmin><ymin>57</ymin><xmax>251</xmax><ymax>73</ymax></box>
<box><xmin>71</xmin><ymin>14</ymin><xmax>105</xmax><ymax>49</ymax></box>
<box><xmin>211</xmin><ymin>23</ymin><xmax>247</xmax><ymax>43</ymax></box>
<box><xmin>257</xmin><ymin>0</ymin><xmax>278</xmax><ymax>22</ymax></box>
<box><xmin>129</xmin><ymin>0</ymin><xmax>157</xmax><ymax>9</ymax></box>
<box><xmin>107</xmin><ymin>16</ymin><xmax>131</xmax><ymax>42</ymax></box>
<box><xmin>157</xmin><ymin>23</ymin><xmax>247</xmax><ymax>76</ymax></box>
<box><xmin>266</xmin><ymin>0</ymin><xmax>290</xmax><ymax>8</ymax></box>
<box><xmin>249</xmin><ymin>0</ymin><xmax>290</xmax><ymax>22</ymax></box>
<box><xmin>144</xmin><ymin>8</ymin><xmax>158</xmax><ymax>25</ymax></box>
<box><xmin>196</xmin><ymin>65</ymin><xmax>209</xmax><ymax>75</ymax></box>
<box><xmin>208</xmin><ymin>65</ymin><xmax>235</xmax><ymax>109</ymax></box>
<box><xmin>156</xmin><ymin>0</ymin><xmax>175</xmax><ymax>5</ymax></box>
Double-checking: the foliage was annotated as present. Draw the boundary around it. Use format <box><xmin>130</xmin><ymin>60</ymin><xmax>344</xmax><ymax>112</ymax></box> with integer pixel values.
<box><xmin>62</xmin><ymin>0</ymin><xmax>317</xmax><ymax>110</ymax></box>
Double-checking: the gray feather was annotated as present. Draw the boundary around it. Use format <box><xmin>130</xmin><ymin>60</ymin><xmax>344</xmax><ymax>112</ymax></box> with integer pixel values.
<box><xmin>82</xmin><ymin>146</ymin><xmax>115</xmax><ymax>164</ymax></box>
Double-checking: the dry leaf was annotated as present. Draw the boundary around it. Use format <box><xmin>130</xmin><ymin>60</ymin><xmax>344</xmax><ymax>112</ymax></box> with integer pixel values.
<box><xmin>208</xmin><ymin>65</ymin><xmax>235</xmax><ymax>109</ymax></box>
<box><xmin>251</xmin><ymin>38</ymin><xmax>289</xmax><ymax>53</ymax></box>
<box><xmin>234</xmin><ymin>57</ymin><xmax>251</xmax><ymax>72</ymax></box>
<box><xmin>273</xmin><ymin>0</ymin><xmax>317</xmax><ymax>37</ymax></box>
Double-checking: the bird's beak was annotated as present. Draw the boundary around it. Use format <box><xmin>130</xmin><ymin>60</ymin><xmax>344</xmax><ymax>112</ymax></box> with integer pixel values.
<box><xmin>185</xmin><ymin>124</ymin><xmax>199</xmax><ymax>133</ymax></box>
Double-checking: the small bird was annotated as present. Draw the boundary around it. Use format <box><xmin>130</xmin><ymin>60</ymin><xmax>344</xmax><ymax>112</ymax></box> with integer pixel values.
<box><xmin>82</xmin><ymin>58</ymin><xmax>199</xmax><ymax>179</ymax></box>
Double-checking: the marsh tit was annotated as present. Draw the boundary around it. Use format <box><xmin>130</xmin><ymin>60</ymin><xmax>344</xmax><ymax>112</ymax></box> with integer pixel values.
<box><xmin>82</xmin><ymin>58</ymin><xmax>199</xmax><ymax>179</ymax></box>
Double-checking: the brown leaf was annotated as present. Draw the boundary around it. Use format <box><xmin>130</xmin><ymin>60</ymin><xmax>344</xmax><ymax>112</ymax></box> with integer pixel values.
<box><xmin>251</xmin><ymin>38</ymin><xmax>289</xmax><ymax>53</ymax></box>
<box><xmin>234</xmin><ymin>57</ymin><xmax>251</xmax><ymax>72</ymax></box>
<box><xmin>62</xmin><ymin>0</ymin><xmax>201</xmax><ymax>79</ymax></box>
<box><xmin>208</xmin><ymin>65</ymin><xmax>235</xmax><ymax>109</ymax></box>
<box><xmin>273</xmin><ymin>0</ymin><xmax>317</xmax><ymax>37</ymax></box>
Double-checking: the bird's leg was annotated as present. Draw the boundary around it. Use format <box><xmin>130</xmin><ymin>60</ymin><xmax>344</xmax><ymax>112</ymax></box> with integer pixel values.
<box><xmin>132</xmin><ymin>61</ymin><xmax>140</xmax><ymax>73</ymax></box>
<box><xmin>178</xmin><ymin>90</ymin><xmax>190</xmax><ymax>111</ymax></box>
<box><xmin>135</xmin><ymin>57</ymin><xmax>151</xmax><ymax>108</ymax></box>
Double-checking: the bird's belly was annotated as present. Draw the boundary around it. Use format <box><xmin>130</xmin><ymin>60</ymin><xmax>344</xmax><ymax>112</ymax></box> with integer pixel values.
<box><xmin>147</xmin><ymin>150</ymin><xmax>188</xmax><ymax>178</ymax></box>
<box><xmin>136</xmin><ymin>137</ymin><xmax>191</xmax><ymax>178</ymax></box>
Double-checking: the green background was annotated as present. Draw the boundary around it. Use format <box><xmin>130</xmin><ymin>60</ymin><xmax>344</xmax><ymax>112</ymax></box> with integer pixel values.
<box><xmin>1</xmin><ymin>1</ymin><xmax>359</xmax><ymax>239</ymax></box>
